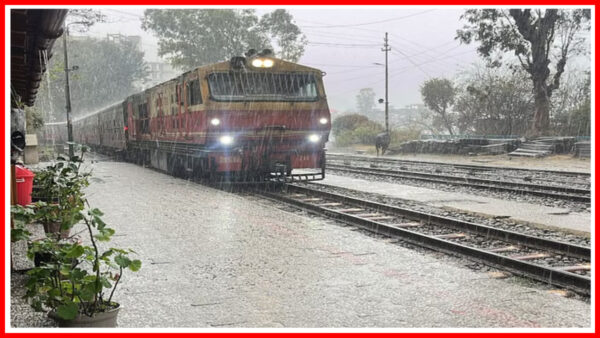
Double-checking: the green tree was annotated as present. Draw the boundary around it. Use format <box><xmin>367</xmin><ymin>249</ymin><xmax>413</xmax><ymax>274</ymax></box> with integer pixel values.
<box><xmin>36</xmin><ymin>36</ymin><xmax>147</xmax><ymax>120</ymax></box>
<box><xmin>141</xmin><ymin>9</ymin><xmax>307</xmax><ymax>70</ymax></box>
<box><xmin>420</xmin><ymin>78</ymin><xmax>456</xmax><ymax>135</ymax></box>
<box><xmin>25</xmin><ymin>106</ymin><xmax>44</xmax><ymax>133</ymax></box>
<box><xmin>355</xmin><ymin>88</ymin><xmax>376</xmax><ymax>118</ymax></box>
<box><xmin>259</xmin><ymin>9</ymin><xmax>307</xmax><ymax>62</ymax></box>
<box><xmin>456</xmin><ymin>9</ymin><xmax>590</xmax><ymax>136</ymax></box>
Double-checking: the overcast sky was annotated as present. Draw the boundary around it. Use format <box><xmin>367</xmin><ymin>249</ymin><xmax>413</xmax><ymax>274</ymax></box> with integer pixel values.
<box><xmin>80</xmin><ymin>7</ymin><xmax>586</xmax><ymax>113</ymax></box>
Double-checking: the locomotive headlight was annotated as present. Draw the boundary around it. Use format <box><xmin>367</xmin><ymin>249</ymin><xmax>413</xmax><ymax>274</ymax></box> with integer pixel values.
<box><xmin>263</xmin><ymin>59</ymin><xmax>274</xmax><ymax>68</ymax></box>
<box><xmin>219</xmin><ymin>135</ymin><xmax>234</xmax><ymax>145</ymax></box>
<box><xmin>251</xmin><ymin>59</ymin><xmax>264</xmax><ymax>68</ymax></box>
<box><xmin>210</xmin><ymin>118</ymin><xmax>221</xmax><ymax>126</ymax></box>
<box><xmin>251</xmin><ymin>58</ymin><xmax>274</xmax><ymax>68</ymax></box>
<box><xmin>308</xmin><ymin>134</ymin><xmax>320</xmax><ymax>143</ymax></box>
<box><xmin>319</xmin><ymin>118</ymin><xmax>328</xmax><ymax>125</ymax></box>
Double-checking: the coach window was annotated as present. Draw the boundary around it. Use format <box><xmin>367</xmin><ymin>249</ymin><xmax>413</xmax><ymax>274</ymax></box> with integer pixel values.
<box><xmin>139</xmin><ymin>103</ymin><xmax>149</xmax><ymax>134</ymax></box>
<box><xmin>186</xmin><ymin>79</ymin><xmax>202</xmax><ymax>106</ymax></box>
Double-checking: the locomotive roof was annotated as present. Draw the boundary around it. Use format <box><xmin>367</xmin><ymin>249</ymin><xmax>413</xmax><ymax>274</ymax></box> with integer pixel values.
<box><xmin>196</xmin><ymin>57</ymin><xmax>322</xmax><ymax>73</ymax></box>
<box><xmin>128</xmin><ymin>57</ymin><xmax>323</xmax><ymax>100</ymax></box>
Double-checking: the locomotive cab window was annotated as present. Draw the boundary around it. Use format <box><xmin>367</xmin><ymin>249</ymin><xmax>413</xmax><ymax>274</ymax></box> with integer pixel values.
<box><xmin>208</xmin><ymin>72</ymin><xmax>319</xmax><ymax>102</ymax></box>
<box><xmin>186</xmin><ymin>79</ymin><xmax>202</xmax><ymax>106</ymax></box>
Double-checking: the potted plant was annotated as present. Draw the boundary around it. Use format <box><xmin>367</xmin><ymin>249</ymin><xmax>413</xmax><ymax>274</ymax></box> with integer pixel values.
<box><xmin>23</xmin><ymin>206</ymin><xmax>141</xmax><ymax>327</ymax></box>
<box><xmin>31</xmin><ymin>148</ymin><xmax>90</xmax><ymax>238</ymax></box>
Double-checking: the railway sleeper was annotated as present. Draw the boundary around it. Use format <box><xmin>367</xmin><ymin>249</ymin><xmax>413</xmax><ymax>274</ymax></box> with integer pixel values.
<box><xmin>264</xmin><ymin>187</ymin><xmax>590</xmax><ymax>295</ymax></box>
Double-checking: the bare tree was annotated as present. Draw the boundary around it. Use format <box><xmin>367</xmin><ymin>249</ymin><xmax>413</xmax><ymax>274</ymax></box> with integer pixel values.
<box><xmin>456</xmin><ymin>9</ymin><xmax>590</xmax><ymax>136</ymax></box>
<box><xmin>454</xmin><ymin>65</ymin><xmax>534</xmax><ymax>136</ymax></box>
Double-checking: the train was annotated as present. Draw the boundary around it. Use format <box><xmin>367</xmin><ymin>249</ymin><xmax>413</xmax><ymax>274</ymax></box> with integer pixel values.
<box><xmin>41</xmin><ymin>50</ymin><xmax>331</xmax><ymax>182</ymax></box>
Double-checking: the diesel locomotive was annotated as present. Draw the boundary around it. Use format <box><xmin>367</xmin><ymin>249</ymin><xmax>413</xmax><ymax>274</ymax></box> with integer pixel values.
<box><xmin>47</xmin><ymin>50</ymin><xmax>331</xmax><ymax>182</ymax></box>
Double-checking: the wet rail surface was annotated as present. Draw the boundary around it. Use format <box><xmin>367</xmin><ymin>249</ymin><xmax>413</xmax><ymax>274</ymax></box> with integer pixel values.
<box><xmin>326</xmin><ymin>155</ymin><xmax>591</xmax><ymax>203</ymax></box>
<box><xmin>255</xmin><ymin>184</ymin><xmax>591</xmax><ymax>296</ymax></box>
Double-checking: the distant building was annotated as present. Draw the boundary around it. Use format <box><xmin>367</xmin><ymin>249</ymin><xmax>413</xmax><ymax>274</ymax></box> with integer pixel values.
<box><xmin>146</xmin><ymin>62</ymin><xmax>178</xmax><ymax>86</ymax></box>
<box><xmin>367</xmin><ymin>104</ymin><xmax>429</xmax><ymax>129</ymax></box>
<box><xmin>106</xmin><ymin>33</ymin><xmax>142</xmax><ymax>52</ymax></box>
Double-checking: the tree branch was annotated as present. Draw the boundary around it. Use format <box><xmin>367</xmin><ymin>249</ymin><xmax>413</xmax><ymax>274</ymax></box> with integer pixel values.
<box><xmin>509</xmin><ymin>9</ymin><xmax>533</xmax><ymax>41</ymax></box>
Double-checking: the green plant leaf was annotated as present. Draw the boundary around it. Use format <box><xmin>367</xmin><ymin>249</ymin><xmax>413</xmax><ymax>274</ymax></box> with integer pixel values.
<box><xmin>95</xmin><ymin>216</ymin><xmax>107</xmax><ymax>230</ymax></box>
<box><xmin>65</xmin><ymin>245</ymin><xmax>85</xmax><ymax>258</ymax></box>
<box><xmin>56</xmin><ymin>302</ymin><xmax>79</xmax><ymax>320</ymax></box>
<box><xmin>48</xmin><ymin>288</ymin><xmax>61</xmax><ymax>299</ymax></box>
<box><xmin>114</xmin><ymin>254</ymin><xmax>131</xmax><ymax>268</ymax></box>
<box><xmin>129</xmin><ymin>259</ymin><xmax>142</xmax><ymax>272</ymax></box>
<box><xmin>89</xmin><ymin>208</ymin><xmax>104</xmax><ymax>217</ymax></box>
<box><xmin>59</xmin><ymin>266</ymin><xmax>71</xmax><ymax>276</ymax></box>
<box><xmin>79</xmin><ymin>284</ymin><xmax>95</xmax><ymax>301</ymax></box>
<box><xmin>70</xmin><ymin>268</ymin><xmax>86</xmax><ymax>280</ymax></box>
<box><xmin>100</xmin><ymin>277</ymin><xmax>112</xmax><ymax>288</ymax></box>
<box><xmin>100</xmin><ymin>249</ymin><xmax>114</xmax><ymax>259</ymax></box>
<box><xmin>11</xmin><ymin>227</ymin><xmax>31</xmax><ymax>242</ymax></box>
<box><xmin>94</xmin><ymin>228</ymin><xmax>115</xmax><ymax>242</ymax></box>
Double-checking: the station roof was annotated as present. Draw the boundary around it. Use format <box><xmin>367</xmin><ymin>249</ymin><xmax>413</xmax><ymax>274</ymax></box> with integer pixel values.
<box><xmin>11</xmin><ymin>9</ymin><xmax>68</xmax><ymax>107</ymax></box>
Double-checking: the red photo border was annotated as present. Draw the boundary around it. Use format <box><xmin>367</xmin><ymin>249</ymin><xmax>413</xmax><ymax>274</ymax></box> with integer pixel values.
<box><xmin>2</xmin><ymin>1</ymin><xmax>596</xmax><ymax>335</ymax></box>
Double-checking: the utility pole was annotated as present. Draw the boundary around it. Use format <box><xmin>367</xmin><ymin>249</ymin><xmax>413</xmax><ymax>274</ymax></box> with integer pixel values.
<box><xmin>63</xmin><ymin>22</ymin><xmax>74</xmax><ymax>158</ymax></box>
<box><xmin>382</xmin><ymin>32</ymin><xmax>391</xmax><ymax>133</ymax></box>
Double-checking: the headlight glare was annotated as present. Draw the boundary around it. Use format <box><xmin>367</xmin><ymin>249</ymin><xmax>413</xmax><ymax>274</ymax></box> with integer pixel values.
<box><xmin>210</xmin><ymin>118</ymin><xmax>220</xmax><ymax>126</ymax></box>
<box><xmin>220</xmin><ymin>135</ymin><xmax>234</xmax><ymax>145</ymax></box>
<box><xmin>308</xmin><ymin>134</ymin><xmax>320</xmax><ymax>143</ymax></box>
<box><xmin>263</xmin><ymin>59</ymin><xmax>274</xmax><ymax>68</ymax></box>
<box><xmin>251</xmin><ymin>59</ymin><xmax>263</xmax><ymax>67</ymax></box>
<box><xmin>319</xmin><ymin>118</ymin><xmax>328</xmax><ymax>125</ymax></box>
<box><xmin>251</xmin><ymin>58</ymin><xmax>274</xmax><ymax>68</ymax></box>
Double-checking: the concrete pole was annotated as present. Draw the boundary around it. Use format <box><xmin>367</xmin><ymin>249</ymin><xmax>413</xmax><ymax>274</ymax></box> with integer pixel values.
<box><xmin>382</xmin><ymin>32</ymin><xmax>391</xmax><ymax>133</ymax></box>
<box><xmin>62</xmin><ymin>23</ymin><xmax>74</xmax><ymax>158</ymax></box>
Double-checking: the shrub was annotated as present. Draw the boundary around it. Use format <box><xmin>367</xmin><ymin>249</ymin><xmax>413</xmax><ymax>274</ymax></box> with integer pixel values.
<box><xmin>331</xmin><ymin>114</ymin><xmax>370</xmax><ymax>137</ymax></box>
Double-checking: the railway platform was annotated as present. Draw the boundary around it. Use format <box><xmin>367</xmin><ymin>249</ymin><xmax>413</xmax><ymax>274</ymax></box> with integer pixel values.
<box><xmin>315</xmin><ymin>174</ymin><xmax>591</xmax><ymax>236</ymax></box>
<box><xmin>11</xmin><ymin>158</ymin><xmax>591</xmax><ymax>328</ymax></box>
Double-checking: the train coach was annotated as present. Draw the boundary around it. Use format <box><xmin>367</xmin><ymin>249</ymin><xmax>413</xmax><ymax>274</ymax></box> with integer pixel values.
<box><xmin>38</xmin><ymin>121</ymin><xmax>68</xmax><ymax>147</ymax></box>
<box><xmin>63</xmin><ymin>50</ymin><xmax>331</xmax><ymax>182</ymax></box>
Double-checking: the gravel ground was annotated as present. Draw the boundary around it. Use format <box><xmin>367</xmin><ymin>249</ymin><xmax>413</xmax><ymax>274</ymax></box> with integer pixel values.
<box><xmin>255</xmin><ymin>195</ymin><xmax>592</xmax><ymax>284</ymax></box>
<box><xmin>301</xmin><ymin>183</ymin><xmax>591</xmax><ymax>247</ymax></box>
<box><xmin>11</xmin><ymin>157</ymin><xmax>591</xmax><ymax>329</ymax></box>
<box><xmin>11</xmin><ymin>272</ymin><xmax>57</xmax><ymax>328</ymax></box>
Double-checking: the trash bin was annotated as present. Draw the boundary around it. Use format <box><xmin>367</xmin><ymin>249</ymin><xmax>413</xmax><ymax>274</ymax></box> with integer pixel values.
<box><xmin>15</xmin><ymin>165</ymin><xmax>35</xmax><ymax>206</ymax></box>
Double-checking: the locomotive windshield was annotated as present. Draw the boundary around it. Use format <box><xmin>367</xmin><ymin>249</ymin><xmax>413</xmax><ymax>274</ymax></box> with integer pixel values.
<box><xmin>208</xmin><ymin>72</ymin><xmax>318</xmax><ymax>102</ymax></box>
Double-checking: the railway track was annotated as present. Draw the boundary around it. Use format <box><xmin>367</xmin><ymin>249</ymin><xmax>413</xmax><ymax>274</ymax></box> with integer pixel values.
<box><xmin>325</xmin><ymin>162</ymin><xmax>591</xmax><ymax>203</ymax></box>
<box><xmin>258</xmin><ymin>184</ymin><xmax>591</xmax><ymax>295</ymax></box>
<box><xmin>327</xmin><ymin>153</ymin><xmax>591</xmax><ymax>179</ymax></box>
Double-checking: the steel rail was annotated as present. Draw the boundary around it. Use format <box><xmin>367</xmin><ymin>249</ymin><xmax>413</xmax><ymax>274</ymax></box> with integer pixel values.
<box><xmin>286</xmin><ymin>185</ymin><xmax>590</xmax><ymax>258</ymax></box>
<box><xmin>259</xmin><ymin>184</ymin><xmax>590</xmax><ymax>295</ymax></box>
<box><xmin>326</xmin><ymin>164</ymin><xmax>590</xmax><ymax>203</ymax></box>
<box><xmin>327</xmin><ymin>153</ymin><xmax>591</xmax><ymax>178</ymax></box>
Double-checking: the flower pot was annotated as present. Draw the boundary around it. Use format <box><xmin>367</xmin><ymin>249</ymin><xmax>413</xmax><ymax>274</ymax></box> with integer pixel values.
<box><xmin>48</xmin><ymin>304</ymin><xmax>121</xmax><ymax>327</ymax></box>
<box><xmin>42</xmin><ymin>222</ymin><xmax>70</xmax><ymax>239</ymax></box>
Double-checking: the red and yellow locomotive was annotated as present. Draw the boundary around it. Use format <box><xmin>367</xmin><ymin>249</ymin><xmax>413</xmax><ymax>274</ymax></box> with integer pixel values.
<box><xmin>70</xmin><ymin>50</ymin><xmax>331</xmax><ymax>182</ymax></box>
